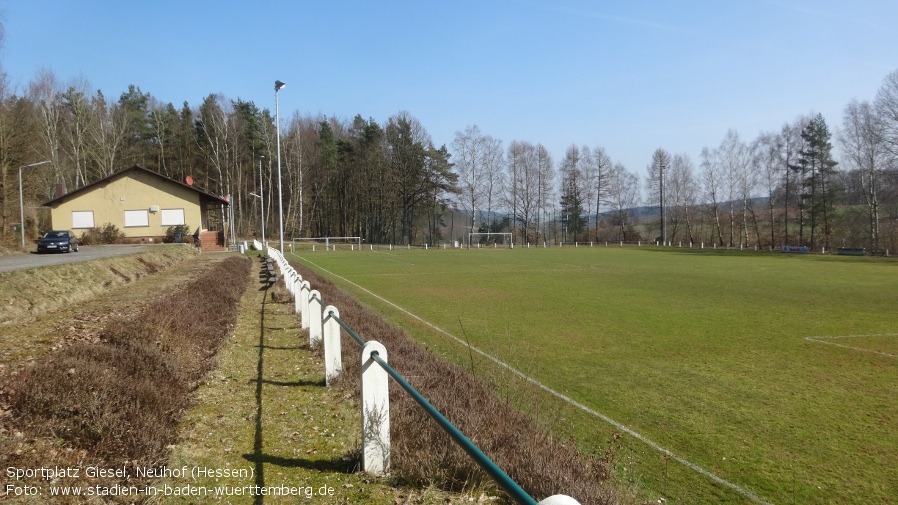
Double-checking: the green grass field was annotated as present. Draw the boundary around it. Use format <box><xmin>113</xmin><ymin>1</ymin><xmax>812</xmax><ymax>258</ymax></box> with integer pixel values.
<box><xmin>290</xmin><ymin>245</ymin><xmax>898</xmax><ymax>505</ymax></box>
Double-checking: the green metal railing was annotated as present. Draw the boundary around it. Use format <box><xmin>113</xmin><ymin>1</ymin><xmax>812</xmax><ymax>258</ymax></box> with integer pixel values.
<box><xmin>368</xmin><ymin>350</ymin><xmax>539</xmax><ymax>505</ymax></box>
<box><xmin>331</xmin><ymin>313</ymin><xmax>365</xmax><ymax>346</ymax></box>
<box><xmin>332</xmin><ymin>312</ymin><xmax>539</xmax><ymax>505</ymax></box>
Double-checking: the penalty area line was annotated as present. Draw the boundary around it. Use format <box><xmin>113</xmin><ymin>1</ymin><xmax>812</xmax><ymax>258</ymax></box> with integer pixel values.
<box><xmin>804</xmin><ymin>334</ymin><xmax>898</xmax><ymax>358</ymax></box>
<box><xmin>298</xmin><ymin>255</ymin><xmax>774</xmax><ymax>505</ymax></box>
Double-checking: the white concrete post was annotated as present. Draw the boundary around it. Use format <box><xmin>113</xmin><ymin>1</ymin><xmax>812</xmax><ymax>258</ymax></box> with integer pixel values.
<box><xmin>286</xmin><ymin>269</ymin><xmax>295</xmax><ymax>296</ymax></box>
<box><xmin>538</xmin><ymin>495</ymin><xmax>581</xmax><ymax>505</ymax></box>
<box><xmin>309</xmin><ymin>289</ymin><xmax>323</xmax><ymax>347</ymax></box>
<box><xmin>300</xmin><ymin>281</ymin><xmax>311</xmax><ymax>329</ymax></box>
<box><xmin>361</xmin><ymin>340</ymin><xmax>389</xmax><ymax>474</ymax></box>
<box><xmin>323</xmin><ymin>305</ymin><xmax>342</xmax><ymax>386</ymax></box>
<box><xmin>293</xmin><ymin>274</ymin><xmax>302</xmax><ymax>314</ymax></box>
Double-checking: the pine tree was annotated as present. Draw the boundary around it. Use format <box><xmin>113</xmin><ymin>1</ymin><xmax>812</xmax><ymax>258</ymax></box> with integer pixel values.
<box><xmin>795</xmin><ymin>114</ymin><xmax>839</xmax><ymax>249</ymax></box>
<box><xmin>559</xmin><ymin>168</ymin><xmax>586</xmax><ymax>243</ymax></box>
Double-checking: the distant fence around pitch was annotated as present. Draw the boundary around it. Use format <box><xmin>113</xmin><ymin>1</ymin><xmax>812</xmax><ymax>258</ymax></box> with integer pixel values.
<box><xmin>263</xmin><ymin>247</ymin><xmax>580</xmax><ymax>505</ymax></box>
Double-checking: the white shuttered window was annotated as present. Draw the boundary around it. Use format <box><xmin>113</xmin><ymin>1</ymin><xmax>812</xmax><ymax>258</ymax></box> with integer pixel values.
<box><xmin>160</xmin><ymin>208</ymin><xmax>185</xmax><ymax>226</ymax></box>
<box><xmin>72</xmin><ymin>211</ymin><xmax>95</xmax><ymax>229</ymax></box>
<box><xmin>124</xmin><ymin>210</ymin><xmax>149</xmax><ymax>227</ymax></box>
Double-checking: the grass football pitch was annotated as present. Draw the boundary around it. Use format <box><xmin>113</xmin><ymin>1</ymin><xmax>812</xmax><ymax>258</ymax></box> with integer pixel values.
<box><xmin>291</xmin><ymin>245</ymin><xmax>898</xmax><ymax>505</ymax></box>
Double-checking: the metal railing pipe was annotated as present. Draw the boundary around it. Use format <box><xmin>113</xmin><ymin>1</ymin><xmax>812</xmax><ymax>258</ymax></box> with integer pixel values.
<box><xmin>368</xmin><ymin>351</ymin><xmax>538</xmax><ymax>505</ymax></box>
<box><xmin>331</xmin><ymin>314</ymin><xmax>366</xmax><ymax>346</ymax></box>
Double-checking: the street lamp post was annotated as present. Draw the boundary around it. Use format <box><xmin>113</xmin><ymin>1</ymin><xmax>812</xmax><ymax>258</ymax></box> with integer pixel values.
<box><xmin>18</xmin><ymin>160</ymin><xmax>52</xmax><ymax>249</ymax></box>
<box><xmin>275</xmin><ymin>80</ymin><xmax>286</xmax><ymax>253</ymax></box>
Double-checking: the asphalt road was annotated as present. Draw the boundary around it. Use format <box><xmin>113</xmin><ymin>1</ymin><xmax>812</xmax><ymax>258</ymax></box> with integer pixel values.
<box><xmin>0</xmin><ymin>244</ymin><xmax>153</xmax><ymax>273</ymax></box>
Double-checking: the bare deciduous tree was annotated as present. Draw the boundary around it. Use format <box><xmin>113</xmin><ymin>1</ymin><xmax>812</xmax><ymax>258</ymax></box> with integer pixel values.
<box><xmin>480</xmin><ymin>134</ymin><xmax>505</xmax><ymax>230</ymax></box>
<box><xmin>606</xmin><ymin>162</ymin><xmax>639</xmax><ymax>242</ymax></box>
<box><xmin>645</xmin><ymin>148</ymin><xmax>671</xmax><ymax>242</ymax></box>
<box><xmin>585</xmin><ymin>146</ymin><xmax>611</xmax><ymax>239</ymax></box>
<box><xmin>61</xmin><ymin>78</ymin><xmax>93</xmax><ymax>188</ymax></box>
<box><xmin>752</xmin><ymin>131</ymin><xmax>784</xmax><ymax>247</ymax></box>
<box><xmin>700</xmin><ymin>146</ymin><xmax>725</xmax><ymax>246</ymax></box>
<box><xmin>29</xmin><ymin>68</ymin><xmax>65</xmax><ymax>184</ymax></box>
<box><xmin>87</xmin><ymin>90</ymin><xmax>129</xmax><ymax>178</ymax></box>
<box><xmin>840</xmin><ymin>99</ymin><xmax>890</xmax><ymax>252</ymax></box>
<box><xmin>452</xmin><ymin>125</ymin><xmax>484</xmax><ymax>242</ymax></box>
<box><xmin>875</xmin><ymin>68</ymin><xmax>898</xmax><ymax>157</ymax></box>
<box><xmin>667</xmin><ymin>153</ymin><xmax>697</xmax><ymax>245</ymax></box>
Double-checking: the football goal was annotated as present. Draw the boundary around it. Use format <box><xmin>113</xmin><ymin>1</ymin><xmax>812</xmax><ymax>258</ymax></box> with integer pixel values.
<box><xmin>467</xmin><ymin>232</ymin><xmax>513</xmax><ymax>247</ymax></box>
<box><xmin>291</xmin><ymin>236</ymin><xmax>362</xmax><ymax>251</ymax></box>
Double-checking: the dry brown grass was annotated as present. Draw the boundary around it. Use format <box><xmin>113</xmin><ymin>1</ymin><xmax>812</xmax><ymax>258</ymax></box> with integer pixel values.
<box><xmin>5</xmin><ymin>255</ymin><xmax>251</xmax><ymax>499</ymax></box>
<box><xmin>296</xmin><ymin>263</ymin><xmax>623</xmax><ymax>505</ymax></box>
<box><xmin>0</xmin><ymin>246</ymin><xmax>195</xmax><ymax>325</ymax></box>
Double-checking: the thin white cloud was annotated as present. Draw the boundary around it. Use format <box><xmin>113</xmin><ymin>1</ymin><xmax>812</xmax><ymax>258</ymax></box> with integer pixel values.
<box><xmin>547</xmin><ymin>4</ymin><xmax>695</xmax><ymax>37</ymax></box>
<box><xmin>761</xmin><ymin>0</ymin><xmax>879</xmax><ymax>28</ymax></box>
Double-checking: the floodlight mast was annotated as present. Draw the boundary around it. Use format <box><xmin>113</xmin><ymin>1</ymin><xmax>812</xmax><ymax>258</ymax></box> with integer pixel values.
<box><xmin>275</xmin><ymin>80</ymin><xmax>286</xmax><ymax>253</ymax></box>
<box><xmin>660</xmin><ymin>162</ymin><xmax>666</xmax><ymax>245</ymax></box>
<box><xmin>253</xmin><ymin>155</ymin><xmax>266</xmax><ymax>246</ymax></box>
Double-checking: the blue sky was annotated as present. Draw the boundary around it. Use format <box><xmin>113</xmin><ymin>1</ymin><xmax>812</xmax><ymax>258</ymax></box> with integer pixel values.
<box><xmin>2</xmin><ymin>1</ymin><xmax>896</xmax><ymax>178</ymax></box>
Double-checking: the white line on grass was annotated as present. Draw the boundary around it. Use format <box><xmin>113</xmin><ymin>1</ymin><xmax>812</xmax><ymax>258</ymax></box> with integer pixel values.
<box><xmin>370</xmin><ymin>251</ymin><xmax>416</xmax><ymax>265</ymax></box>
<box><xmin>298</xmin><ymin>255</ymin><xmax>774</xmax><ymax>505</ymax></box>
<box><xmin>804</xmin><ymin>334</ymin><xmax>898</xmax><ymax>358</ymax></box>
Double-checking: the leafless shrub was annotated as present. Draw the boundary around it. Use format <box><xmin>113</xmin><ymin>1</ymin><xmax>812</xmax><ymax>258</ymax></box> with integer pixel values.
<box><xmin>296</xmin><ymin>264</ymin><xmax>622</xmax><ymax>505</ymax></box>
<box><xmin>78</xmin><ymin>222</ymin><xmax>126</xmax><ymax>245</ymax></box>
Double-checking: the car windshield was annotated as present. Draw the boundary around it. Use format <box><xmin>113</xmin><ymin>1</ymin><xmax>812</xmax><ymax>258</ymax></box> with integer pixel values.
<box><xmin>43</xmin><ymin>231</ymin><xmax>68</xmax><ymax>239</ymax></box>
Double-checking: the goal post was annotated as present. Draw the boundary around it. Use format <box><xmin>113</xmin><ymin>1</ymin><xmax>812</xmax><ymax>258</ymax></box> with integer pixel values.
<box><xmin>291</xmin><ymin>236</ymin><xmax>362</xmax><ymax>252</ymax></box>
<box><xmin>467</xmin><ymin>232</ymin><xmax>513</xmax><ymax>248</ymax></box>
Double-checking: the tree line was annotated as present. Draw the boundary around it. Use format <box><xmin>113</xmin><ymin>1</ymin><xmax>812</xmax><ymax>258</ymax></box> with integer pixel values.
<box><xmin>2</xmin><ymin>60</ymin><xmax>897</xmax><ymax>251</ymax></box>
<box><xmin>456</xmin><ymin>69</ymin><xmax>898</xmax><ymax>252</ymax></box>
<box><xmin>0</xmin><ymin>67</ymin><xmax>457</xmax><ymax>246</ymax></box>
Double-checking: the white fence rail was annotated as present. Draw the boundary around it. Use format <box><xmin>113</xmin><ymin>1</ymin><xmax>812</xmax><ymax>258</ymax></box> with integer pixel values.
<box><xmin>262</xmin><ymin>247</ymin><xmax>580</xmax><ymax>505</ymax></box>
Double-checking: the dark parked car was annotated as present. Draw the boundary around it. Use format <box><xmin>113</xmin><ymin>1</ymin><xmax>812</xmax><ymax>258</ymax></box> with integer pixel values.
<box><xmin>37</xmin><ymin>230</ymin><xmax>79</xmax><ymax>253</ymax></box>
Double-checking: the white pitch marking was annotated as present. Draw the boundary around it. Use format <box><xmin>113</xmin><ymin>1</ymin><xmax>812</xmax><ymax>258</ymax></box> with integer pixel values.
<box><xmin>370</xmin><ymin>250</ymin><xmax>416</xmax><ymax>265</ymax></box>
<box><xmin>804</xmin><ymin>334</ymin><xmax>898</xmax><ymax>358</ymax></box>
<box><xmin>297</xmin><ymin>256</ymin><xmax>774</xmax><ymax>505</ymax></box>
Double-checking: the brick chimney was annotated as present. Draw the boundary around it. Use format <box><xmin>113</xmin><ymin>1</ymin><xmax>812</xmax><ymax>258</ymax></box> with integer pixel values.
<box><xmin>54</xmin><ymin>183</ymin><xmax>67</xmax><ymax>198</ymax></box>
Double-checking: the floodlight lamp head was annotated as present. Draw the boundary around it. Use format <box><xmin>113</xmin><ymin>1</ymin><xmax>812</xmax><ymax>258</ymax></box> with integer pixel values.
<box><xmin>275</xmin><ymin>80</ymin><xmax>286</xmax><ymax>91</ymax></box>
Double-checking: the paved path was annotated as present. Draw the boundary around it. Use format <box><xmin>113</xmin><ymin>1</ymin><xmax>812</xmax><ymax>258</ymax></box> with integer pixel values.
<box><xmin>0</xmin><ymin>244</ymin><xmax>155</xmax><ymax>273</ymax></box>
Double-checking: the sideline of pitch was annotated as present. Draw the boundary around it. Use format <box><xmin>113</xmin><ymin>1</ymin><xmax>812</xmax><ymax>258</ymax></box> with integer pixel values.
<box><xmin>296</xmin><ymin>254</ymin><xmax>774</xmax><ymax>505</ymax></box>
